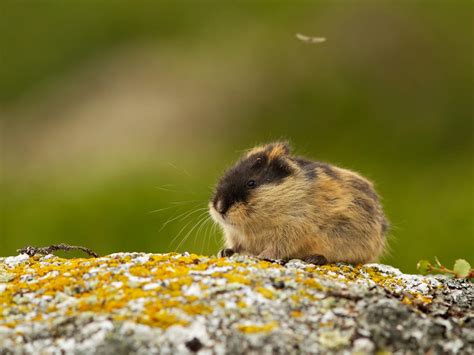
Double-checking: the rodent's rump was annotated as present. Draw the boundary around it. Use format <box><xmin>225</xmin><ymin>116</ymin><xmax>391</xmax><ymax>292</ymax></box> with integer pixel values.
<box><xmin>209</xmin><ymin>142</ymin><xmax>389</xmax><ymax>264</ymax></box>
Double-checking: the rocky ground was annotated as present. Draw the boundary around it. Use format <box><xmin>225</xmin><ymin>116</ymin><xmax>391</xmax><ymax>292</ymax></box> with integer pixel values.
<box><xmin>0</xmin><ymin>252</ymin><xmax>472</xmax><ymax>354</ymax></box>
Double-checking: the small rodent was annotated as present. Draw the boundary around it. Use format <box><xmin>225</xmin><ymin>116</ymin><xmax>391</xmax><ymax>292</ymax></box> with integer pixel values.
<box><xmin>209</xmin><ymin>142</ymin><xmax>389</xmax><ymax>264</ymax></box>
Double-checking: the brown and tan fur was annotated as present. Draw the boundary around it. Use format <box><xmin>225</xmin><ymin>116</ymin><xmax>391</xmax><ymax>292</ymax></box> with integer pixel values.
<box><xmin>209</xmin><ymin>142</ymin><xmax>388</xmax><ymax>264</ymax></box>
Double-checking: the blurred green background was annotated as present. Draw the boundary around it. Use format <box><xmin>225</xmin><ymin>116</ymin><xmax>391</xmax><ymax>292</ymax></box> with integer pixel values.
<box><xmin>1</xmin><ymin>1</ymin><xmax>472</xmax><ymax>272</ymax></box>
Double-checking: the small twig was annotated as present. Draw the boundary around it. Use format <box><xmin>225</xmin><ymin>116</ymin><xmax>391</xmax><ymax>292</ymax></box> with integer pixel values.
<box><xmin>418</xmin><ymin>257</ymin><xmax>473</xmax><ymax>279</ymax></box>
<box><xmin>429</xmin><ymin>265</ymin><xmax>457</xmax><ymax>276</ymax></box>
<box><xmin>17</xmin><ymin>243</ymin><xmax>100</xmax><ymax>258</ymax></box>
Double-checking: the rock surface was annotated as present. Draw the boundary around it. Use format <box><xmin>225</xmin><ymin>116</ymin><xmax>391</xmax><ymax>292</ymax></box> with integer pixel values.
<box><xmin>0</xmin><ymin>253</ymin><xmax>472</xmax><ymax>354</ymax></box>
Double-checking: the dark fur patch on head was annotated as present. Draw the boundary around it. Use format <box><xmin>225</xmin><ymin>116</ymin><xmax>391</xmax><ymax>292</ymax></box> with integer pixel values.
<box><xmin>315</xmin><ymin>162</ymin><xmax>339</xmax><ymax>179</ymax></box>
<box><xmin>349</xmin><ymin>178</ymin><xmax>378</xmax><ymax>202</ymax></box>
<box><xmin>291</xmin><ymin>156</ymin><xmax>317</xmax><ymax>179</ymax></box>
<box><xmin>213</xmin><ymin>153</ymin><xmax>292</xmax><ymax>215</ymax></box>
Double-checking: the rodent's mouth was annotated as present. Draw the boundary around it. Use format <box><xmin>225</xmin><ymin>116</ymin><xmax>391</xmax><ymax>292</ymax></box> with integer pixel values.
<box><xmin>222</xmin><ymin>219</ymin><xmax>236</xmax><ymax>227</ymax></box>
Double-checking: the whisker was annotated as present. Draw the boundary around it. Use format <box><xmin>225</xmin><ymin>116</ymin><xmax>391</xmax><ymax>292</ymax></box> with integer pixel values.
<box><xmin>211</xmin><ymin>221</ymin><xmax>220</xmax><ymax>251</ymax></box>
<box><xmin>195</xmin><ymin>216</ymin><xmax>212</xmax><ymax>254</ymax></box>
<box><xmin>175</xmin><ymin>213</ymin><xmax>209</xmax><ymax>252</ymax></box>
<box><xmin>167</xmin><ymin>162</ymin><xmax>191</xmax><ymax>177</ymax></box>
<box><xmin>211</xmin><ymin>223</ymin><xmax>219</xmax><ymax>246</ymax></box>
<box><xmin>149</xmin><ymin>205</ymin><xmax>180</xmax><ymax>214</ymax></box>
<box><xmin>169</xmin><ymin>200</ymin><xmax>206</xmax><ymax>205</ymax></box>
<box><xmin>170</xmin><ymin>220</ymin><xmax>196</xmax><ymax>251</ymax></box>
<box><xmin>195</xmin><ymin>216</ymin><xmax>211</xmax><ymax>254</ymax></box>
<box><xmin>150</xmin><ymin>199</ymin><xmax>205</xmax><ymax>214</ymax></box>
<box><xmin>159</xmin><ymin>207</ymin><xmax>208</xmax><ymax>232</ymax></box>
<box><xmin>153</xmin><ymin>186</ymin><xmax>182</xmax><ymax>193</ymax></box>
<box><xmin>204</xmin><ymin>218</ymin><xmax>213</xmax><ymax>254</ymax></box>
<box><xmin>169</xmin><ymin>211</ymin><xmax>208</xmax><ymax>250</ymax></box>
<box><xmin>206</xmin><ymin>217</ymin><xmax>217</xmax><ymax>254</ymax></box>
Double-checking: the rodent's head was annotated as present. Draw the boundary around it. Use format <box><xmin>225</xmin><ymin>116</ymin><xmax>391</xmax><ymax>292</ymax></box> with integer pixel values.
<box><xmin>209</xmin><ymin>142</ymin><xmax>310</xmax><ymax>231</ymax></box>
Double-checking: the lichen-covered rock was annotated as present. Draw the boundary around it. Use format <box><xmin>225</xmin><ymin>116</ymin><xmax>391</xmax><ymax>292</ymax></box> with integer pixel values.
<box><xmin>0</xmin><ymin>253</ymin><xmax>472</xmax><ymax>354</ymax></box>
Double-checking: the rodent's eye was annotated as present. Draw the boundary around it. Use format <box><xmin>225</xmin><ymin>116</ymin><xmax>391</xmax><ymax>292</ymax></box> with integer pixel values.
<box><xmin>246</xmin><ymin>180</ymin><xmax>256</xmax><ymax>188</ymax></box>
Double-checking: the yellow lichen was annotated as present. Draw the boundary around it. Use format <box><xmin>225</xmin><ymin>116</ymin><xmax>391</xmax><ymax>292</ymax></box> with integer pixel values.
<box><xmin>300</xmin><ymin>278</ymin><xmax>323</xmax><ymax>290</ymax></box>
<box><xmin>291</xmin><ymin>310</ymin><xmax>302</xmax><ymax>318</ymax></box>
<box><xmin>0</xmin><ymin>253</ymin><xmax>437</xmax><ymax>333</ymax></box>
<box><xmin>256</xmin><ymin>286</ymin><xmax>274</xmax><ymax>299</ymax></box>
<box><xmin>141</xmin><ymin>310</ymin><xmax>188</xmax><ymax>329</ymax></box>
<box><xmin>0</xmin><ymin>253</ymin><xmax>279</xmax><ymax>330</ymax></box>
<box><xmin>236</xmin><ymin>321</ymin><xmax>278</xmax><ymax>333</ymax></box>
<box><xmin>237</xmin><ymin>300</ymin><xmax>247</xmax><ymax>308</ymax></box>
<box><xmin>223</xmin><ymin>274</ymin><xmax>250</xmax><ymax>285</ymax></box>
<box><xmin>181</xmin><ymin>303</ymin><xmax>212</xmax><ymax>315</ymax></box>
<box><xmin>402</xmin><ymin>293</ymin><xmax>433</xmax><ymax>306</ymax></box>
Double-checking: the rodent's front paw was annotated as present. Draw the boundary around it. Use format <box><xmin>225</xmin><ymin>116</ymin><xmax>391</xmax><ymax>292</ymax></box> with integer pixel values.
<box><xmin>217</xmin><ymin>248</ymin><xmax>235</xmax><ymax>258</ymax></box>
<box><xmin>303</xmin><ymin>254</ymin><xmax>328</xmax><ymax>265</ymax></box>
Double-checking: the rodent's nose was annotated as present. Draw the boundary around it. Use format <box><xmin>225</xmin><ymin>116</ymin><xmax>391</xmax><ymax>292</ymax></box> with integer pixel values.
<box><xmin>215</xmin><ymin>199</ymin><xmax>227</xmax><ymax>215</ymax></box>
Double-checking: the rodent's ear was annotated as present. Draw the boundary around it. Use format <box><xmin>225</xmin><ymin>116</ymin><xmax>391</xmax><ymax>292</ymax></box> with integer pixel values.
<box><xmin>246</xmin><ymin>141</ymin><xmax>292</xmax><ymax>159</ymax></box>
<box><xmin>266</xmin><ymin>141</ymin><xmax>291</xmax><ymax>160</ymax></box>
<box><xmin>277</xmin><ymin>141</ymin><xmax>291</xmax><ymax>155</ymax></box>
